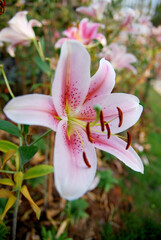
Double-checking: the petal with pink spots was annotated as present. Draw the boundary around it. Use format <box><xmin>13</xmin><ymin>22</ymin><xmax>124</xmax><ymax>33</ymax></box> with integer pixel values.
<box><xmin>77</xmin><ymin>93</ymin><xmax>143</xmax><ymax>134</ymax></box>
<box><xmin>54</xmin><ymin>120</ymin><xmax>97</xmax><ymax>200</ymax></box>
<box><xmin>52</xmin><ymin>40</ymin><xmax>90</xmax><ymax>117</ymax></box>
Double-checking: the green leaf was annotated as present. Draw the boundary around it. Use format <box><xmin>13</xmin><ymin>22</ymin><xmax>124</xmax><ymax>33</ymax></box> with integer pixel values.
<box><xmin>0</xmin><ymin>120</ymin><xmax>21</xmax><ymax>137</ymax></box>
<box><xmin>98</xmin><ymin>170</ymin><xmax>118</xmax><ymax>193</ymax></box>
<box><xmin>0</xmin><ymin>178</ymin><xmax>14</xmax><ymax>186</ymax></box>
<box><xmin>19</xmin><ymin>145</ymin><xmax>38</xmax><ymax>166</ymax></box>
<box><xmin>0</xmin><ymin>140</ymin><xmax>20</xmax><ymax>171</ymax></box>
<box><xmin>40</xmin><ymin>37</ymin><xmax>45</xmax><ymax>52</ymax></box>
<box><xmin>30</xmin><ymin>83</ymin><xmax>46</xmax><ymax>91</ymax></box>
<box><xmin>0</xmin><ymin>140</ymin><xmax>18</xmax><ymax>153</ymax></box>
<box><xmin>13</xmin><ymin>172</ymin><xmax>23</xmax><ymax>191</ymax></box>
<box><xmin>23</xmin><ymin>125</ymin><xmax>29</xmax><ymax>137</ymax></box>
<box><xmin>0</xmin><ymin>93</ymin><xmax>9</xmax><ymax>101</ymax></box>
<box><xmin>34</xmin><ymin>57</ymin><xmax>50</xmax><ymax>76</ymax></box>
<box><xmin>24</xmin><ymin>165</ymin><xmax>54</xmax><ymax>180</ymax></box>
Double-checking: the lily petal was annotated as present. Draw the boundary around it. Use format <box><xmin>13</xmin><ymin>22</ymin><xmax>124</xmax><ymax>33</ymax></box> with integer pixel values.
<box><xmin>55</xmin><ymin>38</ymin><xmax>69</xmax><ymax>48</ymax></box>
<box><xmin>77</xmin><ymin>93</ymin><xmax>143</xmax><ymax>134</ymax></box>
<box><xmin>3</xmin><ymin>94</ymin><xmax>59</xmax><ymax>131</ymax></box>
<box><xmin>8</xmin><ymin>11</ymin><xmax>35</xmax><ymax>39</ymax></box>
<box><xmin>29</xmin><ymin>19</ymin><xmax>42</xmax><ymax>28</ymax></box>
<box><xmin>86</xmin><ymin>58</ymin><xmax>115</xmax><ymax>101</ymax></box>
<box><xmin>0</xmin><ymin>27</ymin><xmax>27</xmax><ymax>42</ymax></box>
<box><xmin>76</xmin><ymin>6</ymin><xmax>96</xmax><ymax>18</ymax></box>
<box><xmin>92</xmin><ymin>134</ymin><xmax>144</xmax><ymax>173</ymax></box>
<box><xmin>54</xmin><ymin>120</ymin><xmax>97</xmax><ymax>200</ymax></box>
<box><xmin>52</xmin><ymin>40</ymin><xmax>90</xmax><ymax>117</ymax></box>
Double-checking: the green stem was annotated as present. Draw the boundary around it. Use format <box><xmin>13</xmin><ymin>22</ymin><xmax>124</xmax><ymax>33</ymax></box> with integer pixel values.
<box><xmin>12</xmin><ymin>190</ymin><xmax>20</xmax><ymax>240</ymax></box>
<box><xmin>0</xmin><ymin>66</ymin><xmax>23</xmax><ymax>146</ymax></box>
<box><xmin>32</xmin><ymin>38</ymin><xmax>44</xmax><ymax>60</ymax></box>
<box><xmin>0</xmin><ymin>65</ymin><xmax>15</xmax><ymax>98</ymax></box>
<box><xmin>0</xmin><ymin>65</ymin><xmax>23</xmax><ymax>238</ymax></box>
<box><xmin>0</xmin><ymin>170</ymin><xmax>19</xmax><ymax>174</ymax></box>
<box><xmin>29</xmin><ymin>129</ymin><xmax>52</xmax><ymax>146</ymax></box>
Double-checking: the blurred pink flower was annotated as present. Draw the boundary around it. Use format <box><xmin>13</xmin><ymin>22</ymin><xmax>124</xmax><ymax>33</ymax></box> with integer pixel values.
<box><xmin>0</xmin><ymin>11</ymin><xmax>42</xmax><ymax>57</ymax></box>
<box><xmin>130</xmin><ymin>15</ymin><xmax>152</xmax><ymax>36</ymax></box>
<box><xmin>55</xmin><ymin>18</ymin><xmax>106</xmax><ymax>48</ymax></box>
<box><xmin>4</xmin><ymin>40</ymin><xmax>143</xmax><ymax>200</ymax></box>
<box><xmin>152</xmin><ymin>26</ymin><xmax>161</xmax><ymax>42</ymax></box>
<box><xmin>76</xmin><ymin>0</ymin><xmax>111</xmax><ymax>20</ymax></box>
<box><xmin>114</xmin><ymin>8</ymin><xmax>139</xmax><ymax>29</ymax></box>
<box><xmin>100</xmin><ymin>43</ymin><xmax>137</xmax><ymax>74</ymax></box>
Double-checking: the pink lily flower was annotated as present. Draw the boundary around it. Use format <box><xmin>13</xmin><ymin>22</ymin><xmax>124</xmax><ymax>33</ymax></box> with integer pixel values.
<box><xmin>76</xmin><ymin>0</ymin><xmax>111</xmax><ymax>20</ymax></box>
<box><xmin>100</xmin><ymin>43</ymin><xmax>137</xmax><ymax>74</ymax></box>
<box><xmin>152</xmin><ymin>26</ymin><xmax>161</xmax><ymax>42</ymax></box>
<box><xmin>114</xmin><ymin>8</ymin><xmax>139</xmax><ymax>29</ymax></box>
<box><xmin>0</xmin><ymin>11</ymin><xmax>42</xmax><ymax>57</ymax></box>
<box><xmin>4</xmin><ymin>41</ymin><xmax>143</xmax><ymax>200</ymax></box>
<box><xmin>55</xmin><ymin>18</ymin><xmax>106</xmax><ymax>48</ymax></box>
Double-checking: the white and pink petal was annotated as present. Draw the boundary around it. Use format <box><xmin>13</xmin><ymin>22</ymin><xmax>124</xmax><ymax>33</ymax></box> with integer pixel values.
<box><xmin>52</xmin><ymin>40</ymin><xmax>90</xmax><ymax>117</ymax></box>
<box><xmin>92</xmin><ymin>134</ymin><xmax>144</xmax><ymax>173</ymax></box>
<box><xmin>3</xmin><ymin>94</ymin><xmax>59</xmax><ymax>131</ymax></box>
<box><xmin>86</xmin><ymin>58</ymin><xmax>115</xmax><ymax>101</ymax></box>
<box><xmin>54</xmin><ymin>120</ymin><xmax>97</xmax><ymax>200</ymax></box>
<box><xmin>77</xmin><ymin>93</ymin><xmax>143</xmax><ymax>134</ymax></box>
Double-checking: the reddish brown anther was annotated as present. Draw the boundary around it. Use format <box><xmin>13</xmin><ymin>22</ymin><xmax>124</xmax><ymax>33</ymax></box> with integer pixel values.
<box><xmin>105</xmin><ymin>123</ymin><xmax>111</xmax><ymax>139</ymax></box>
<box><xmin>86</xmin><ymin>122</ymin><xmax>93</xmax><ymax>143</ymax></box>
<box><xmin>100</xmin><ymin>110</ymin><xmax>105</xmax><ymax>132</ymax></box>
<box><xmin>117</xmin><ymin>107</ymin><xmax>123</xmax><ymax>127</ymax></box>
<box><xmin>126</xmin><ymin>131</ymin><xmax>131</xmax><ymax>150</ymax></box>
<box><xmin>83</xmin><ymin>152</ymin><xmax>91</xmax><ymax>168</ymax></box>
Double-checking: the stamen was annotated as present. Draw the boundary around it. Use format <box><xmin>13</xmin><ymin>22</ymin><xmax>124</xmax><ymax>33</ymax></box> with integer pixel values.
<box><xmin>86</xmin><ymin>122</ymin><xmax>93</xmax><ymax>143</ymax></box>
<box><xmin>105</xmin><ymin>123</ymin><xmax>111</xmax><ymax>139</ymax></box>
<box><xmin>117</xmin><ymin>107</ymin><xmax>123</xmax><ymax>127</ymax></box>
<box><xmin>126</xmin><ymin>131</ymin><xmax>131</xmax><ymax>150</ymax></box>
<box><xmin>100</xmin><ymin>111</ymin><xmax>105</xmax><ymax>132</ymax></box>
<box><xmin>83</xmin><ymin>152</ymin><xmax>91</xmax><ymax>168</ymax></box>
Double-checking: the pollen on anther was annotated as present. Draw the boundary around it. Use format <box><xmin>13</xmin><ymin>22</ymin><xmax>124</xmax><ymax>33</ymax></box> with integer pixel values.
<box><xmin>86</xmin><ymin>122</ymin><xmax>93</xmax><ymax>143</ymax></box>
<box><xmin>126</xmin><ymin>131</ymin><xmax>131</xmax><ymax>150</ymax></box>
<box><xmin>100</xmin><ymin>110</ymin><xmax>105</xmax><ymax>132</ymax></box>
<box><xmin>105</xmin><ymin>123</ymin><xmax>111</xmax><ymax>139</ymax></box>
<box><xmin>117</xmin><ymin>107</ymin><xmax>123</xmax><ymax>127</ymax></box>
<box><xmin>83</xmin><ymin>152</ymin><xmax>91</xmax><ymax>168</ymax></box>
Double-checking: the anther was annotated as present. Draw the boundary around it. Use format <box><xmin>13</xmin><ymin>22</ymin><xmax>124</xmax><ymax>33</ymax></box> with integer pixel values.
<box><xmin>105</xmin><ymin>123</ymin><xmax>111</xmax><ymax>139</ymax></box>
<box><xmin>86</xmin><ymin>122</ymin><xmax>93</xmax><ymax>143</ymax></box>
<box><xmin>83</xmin><ymin>152</ymin><xmax>91</xmax><ymax>168</ymax></box>
<box><xmin>126</xmin><ymin>131</ymin><xmax>131</xmax><ymax>150</ymax></box>
<box><xmin>117</xmin><ymin>107</ymin><xmax>123</xmax><ymax>127</ymax></box>
<box><xmin>100</xmin><ymin>110</ymin><xmax>105</xmax><ymax>132</ymax></box>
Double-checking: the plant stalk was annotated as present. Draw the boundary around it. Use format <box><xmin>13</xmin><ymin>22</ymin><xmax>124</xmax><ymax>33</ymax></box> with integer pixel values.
<box><xmin>12</xmin><ymin>190</ymin><xmax>20</xmax><ymax>240</ymax></box>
